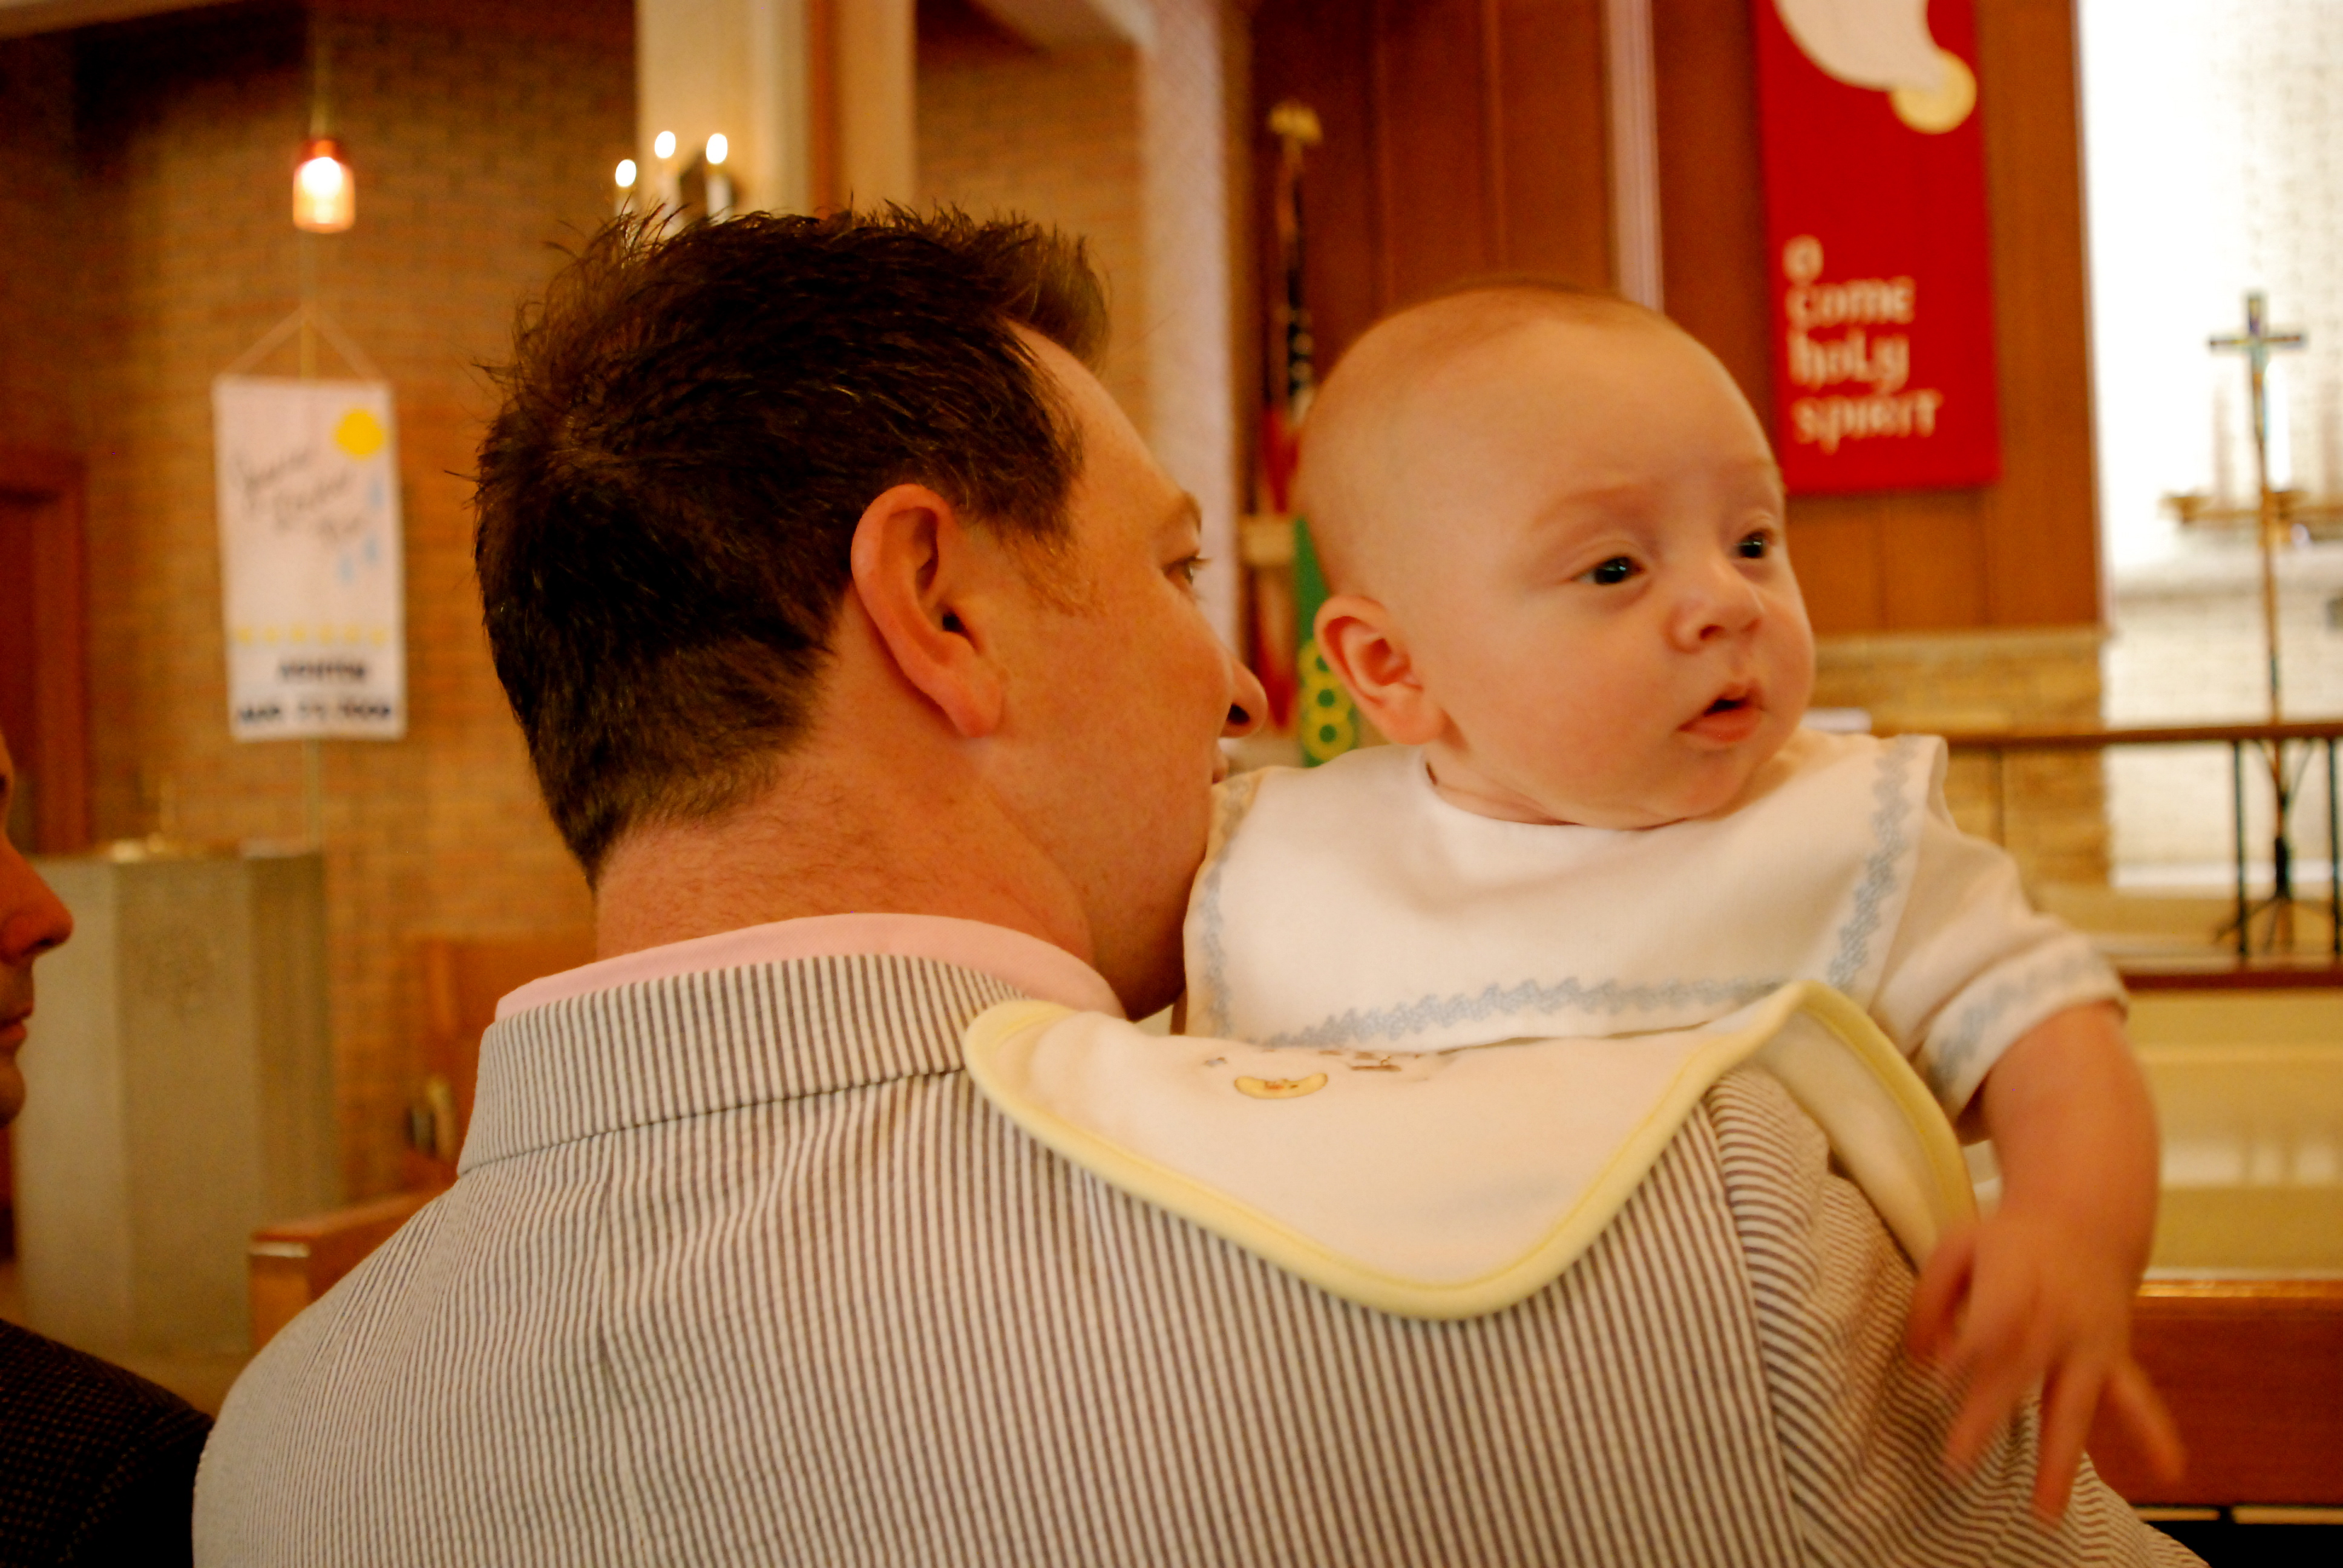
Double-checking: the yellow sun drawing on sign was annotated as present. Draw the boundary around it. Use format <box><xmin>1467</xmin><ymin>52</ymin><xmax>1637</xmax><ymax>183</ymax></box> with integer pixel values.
<box><xmin>334</xmin><ymin>407</ymin><xmax>385</xmax><ymax>459</ymax></box>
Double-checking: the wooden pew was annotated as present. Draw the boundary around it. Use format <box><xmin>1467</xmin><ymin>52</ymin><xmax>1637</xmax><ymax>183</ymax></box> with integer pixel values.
<box><xmin>2091</xmin><ymin>1279</ymin><xmax>2343</xmax><ymax>1508</ymax></box>
<box><xmin>247</xmin><ymin>932</ymin><xmax>592</xmax><ymax>1348</ymax></box>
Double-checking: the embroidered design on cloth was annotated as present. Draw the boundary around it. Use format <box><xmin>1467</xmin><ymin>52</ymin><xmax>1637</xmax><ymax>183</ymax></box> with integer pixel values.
<box><xmin>1826</xmin><ymin>734</ymin><xmax>1927</xmax><ymax>990</ymax></box>
<box><xmin>1259</xmin><ymin>976</ymin><xmax>1786</xmax><ymax>1050</ymax></box>
<box><xmin>1925</xmin><ymin>944</ymin><xmax>2116</xmax><ymax>1101</ymax></box>
<box><xmin>1199</xmin><ymin>739</ymin><xmax>1930</xmax><ymax>1054</ymax></box>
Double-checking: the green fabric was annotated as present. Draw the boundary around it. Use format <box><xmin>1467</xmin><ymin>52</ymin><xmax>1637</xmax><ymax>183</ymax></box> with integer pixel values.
<box><xmin>1292</xmin><ymin>518</ymin><xmax>1361</xmax><ymax>766</ymax></box>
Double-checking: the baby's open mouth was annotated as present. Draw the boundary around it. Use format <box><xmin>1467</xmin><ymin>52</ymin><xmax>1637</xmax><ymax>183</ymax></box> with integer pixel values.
<box><xmin>1683</xmin><ymin>688</ymin><xmax>1762</xmax><ymax>740</ymax></box>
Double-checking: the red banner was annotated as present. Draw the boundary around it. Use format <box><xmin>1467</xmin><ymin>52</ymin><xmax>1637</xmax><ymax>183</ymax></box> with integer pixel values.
<box><xmin>1751</xmin><ymin>0</ymin><xmax>2002</xmax><ymax>494</ymax></box>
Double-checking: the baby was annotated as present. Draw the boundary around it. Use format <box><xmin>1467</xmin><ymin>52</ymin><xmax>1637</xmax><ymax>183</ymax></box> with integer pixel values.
<box><xmin>1188</xmin><ymin>284</ymin><xmax>2181</xmax><ymax>1518</ymax></box>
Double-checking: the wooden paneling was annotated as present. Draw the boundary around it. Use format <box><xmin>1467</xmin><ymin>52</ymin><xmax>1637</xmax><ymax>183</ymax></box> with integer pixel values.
<box><xmin>1973</xmin><ymin>0</ymin><xmax>2100</xmax><ymax>630</ymax></box>
<box><xmin>1250</xmin><ymin>0</ymin><xmax>2103</xmax><ymax>635</ymax></box>
<box><xmin>1878</xmin><ymin>488</ymin><xmax>1991</xmax><ymax>629</ymax></box>
<box><xmin>1651</xmin><ymin>0</ymin><xmax>2101</xmax><ymax>633</ymax></box>
<box><xmin>1650</xmin><ymin>0</ymin><xmax>1771</xmax><ymax>408</ymax></box>
<box><xmin>1489</xmin><ymin>0</ymin><xmax>1612</xmax><ymax>284</ymax></box>
<box><xmin>1251</xmin><ymin>0</ymin><xmax>1391</xmax><ymax>387</ymax></box>
<box><xmin>1250</xmin><ymin>0</ymin><xmax>1613</xmax><ymax>387</ymax></box>
<box><xmin>1374</xmin><ymin>0</ymin><xmax>1496</xmax><ymax>304</ymax></box>
<box><xmin>1787</xmin><ymin>509</ymin><xmax>1881</xmax><ymax>635</ymax></box>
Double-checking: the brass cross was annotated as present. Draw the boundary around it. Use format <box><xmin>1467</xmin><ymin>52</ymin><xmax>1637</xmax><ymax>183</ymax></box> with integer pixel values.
<box><xmin>2209</xmin><ymin>291</ymin><xmax>2307</xmax><ymax>723</ymax></box>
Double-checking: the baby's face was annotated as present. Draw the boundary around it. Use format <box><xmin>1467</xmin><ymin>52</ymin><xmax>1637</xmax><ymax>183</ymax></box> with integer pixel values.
<box><xmin>1370</xmin><ymin>318</ymin><xmax>1814</xmax><ymax>828</ymax></box>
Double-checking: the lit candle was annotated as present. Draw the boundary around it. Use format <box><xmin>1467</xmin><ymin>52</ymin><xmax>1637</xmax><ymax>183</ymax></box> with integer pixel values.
<box><xmin>292</xmin><ymin>136</ymin><xmax>355</xmax><ymax>233</ymax></box>
<box><xmin>705</xmin><ymin>133</ymin><xmax>732</xmax><ymax>220</ymax></box>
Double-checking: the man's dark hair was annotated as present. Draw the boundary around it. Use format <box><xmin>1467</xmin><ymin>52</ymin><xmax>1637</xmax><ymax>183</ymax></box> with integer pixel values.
<box><xmin>475</xmin><ymin>207</ymin><xmax>1108</xmax><ymax>882</ymax></box>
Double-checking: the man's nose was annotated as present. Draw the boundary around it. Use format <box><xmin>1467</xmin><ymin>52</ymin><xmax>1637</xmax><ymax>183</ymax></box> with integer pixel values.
<box><xmin>1223</xmin><ymin>652</ymin><xmax>1268</xmax><ymax>739</ymax></box>
<box><xmin>0</xmin><ymin>843</ymin><xmax>73</xmax><ymax>969</ymax></box>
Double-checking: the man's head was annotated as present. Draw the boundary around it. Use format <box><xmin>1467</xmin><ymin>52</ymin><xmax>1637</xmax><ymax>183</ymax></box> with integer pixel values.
<box><xmin>477</xmin><ymin>209</ymin><xmax>1261</xmax><ymax>1012</ymax></box>
<box><xmin>477</xmin><ymin>208</ymin><xmax>1107</xmax><ymax>881</ymax></box>
<box><xmin>0</xmin><ymin>731</ymin><xmax>74</xmax><ymax>1126</ymax></box>
<box><xmin>1299</xmin><ymin>283</ymin><xmax>1814</xmax><ymax>829</ymax></box>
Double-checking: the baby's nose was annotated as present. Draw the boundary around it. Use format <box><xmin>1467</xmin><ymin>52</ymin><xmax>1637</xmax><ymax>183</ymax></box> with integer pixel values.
<box><xmin>1672</xmin><ymin>565</ymin><xmax>1765</xmax><ymax>644</ymax></box>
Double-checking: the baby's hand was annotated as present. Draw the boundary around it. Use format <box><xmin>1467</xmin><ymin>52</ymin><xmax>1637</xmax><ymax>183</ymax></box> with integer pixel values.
<box><xmin>1906</xmin><ymin>1205</ymin><xmax>2183</xmax><ymax>1520</ymax></box>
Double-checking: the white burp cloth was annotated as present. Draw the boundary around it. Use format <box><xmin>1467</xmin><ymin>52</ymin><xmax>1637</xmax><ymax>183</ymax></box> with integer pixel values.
<box><xmin>964</xmin><ymin>980</ymin><xmax>1974</xmax><ymax>1319</ymax></box>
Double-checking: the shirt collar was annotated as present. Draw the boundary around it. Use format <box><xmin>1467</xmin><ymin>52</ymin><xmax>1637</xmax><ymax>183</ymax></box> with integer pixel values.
<box><xmin>496</xmin><ymin>911</ymin><xmax>1124</xmax><ymax>1022</ymax></box>
<box><xmin>465</xmin><ymin>952</ymin><xmax>1031</xmax><ymax>1169</ymax></box>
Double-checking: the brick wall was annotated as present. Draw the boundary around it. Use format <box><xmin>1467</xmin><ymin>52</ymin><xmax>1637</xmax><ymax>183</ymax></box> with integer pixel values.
<box><xmin>1813</xmin><ymin>627</ymin><xmax>2109</xmax><ymax>889</ymax></box>
<box><xmin>32</xmin><ymin>0</ymin><xmax>631</xmax><ymax>1201</ymax></box>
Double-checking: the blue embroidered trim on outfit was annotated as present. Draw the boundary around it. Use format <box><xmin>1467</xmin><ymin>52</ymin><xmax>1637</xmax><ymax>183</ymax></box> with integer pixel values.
<box><xmin>1200</xmin><ymin>739</ymin><xmax>1927</xmax><ymax>1052</ymax></box>
<box><xmin>1924</xmin><ymin>947</ymin><xmax>2122</xmax><ymax>1102</ymax></box>
<box><xmin>1191</xmin><ymin>771</ymin><xmax>1265</xmax><ymax>1039</ymax></box>
<box><xmin>1261</xmin><ymin>975</ymin><xmax>1784</xmax><ymax>1050</ymax></box>
<box><xmin>1824</xmin><ymin>737</ymin><xmax>1924</xmax><ymax>991</ymax></box>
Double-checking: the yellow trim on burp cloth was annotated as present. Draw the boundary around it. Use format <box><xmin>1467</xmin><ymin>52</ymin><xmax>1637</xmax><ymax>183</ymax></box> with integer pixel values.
<box><xmin>963</xmin><ymin>981</ymin><xmax>1974</xmax><ymax>1319</ymax></box>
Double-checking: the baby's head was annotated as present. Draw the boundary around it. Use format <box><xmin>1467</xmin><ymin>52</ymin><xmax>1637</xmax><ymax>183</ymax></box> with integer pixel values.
<box><xmin>1297</xmin><ymin>284</ymin><xmax>1815</xmax><ymax>829</ymax></box>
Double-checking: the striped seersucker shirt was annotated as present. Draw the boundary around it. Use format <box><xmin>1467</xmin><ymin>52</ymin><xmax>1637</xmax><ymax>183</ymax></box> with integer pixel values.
<box><xmin>194</xmin><ymin>950</ymin><xmax>2191</xmax><ymax>1566</ymax></box>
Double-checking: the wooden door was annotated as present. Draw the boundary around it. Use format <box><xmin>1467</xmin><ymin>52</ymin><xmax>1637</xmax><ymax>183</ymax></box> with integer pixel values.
<box><xmin>1</xmin><ymin>446</ymin><xmax>90</xmax><ymax>1259</ymax></box>
<box><xmin>0</xmin><ymin>447</ymin><xmax>90</xmax><ymax>854</ymax></box>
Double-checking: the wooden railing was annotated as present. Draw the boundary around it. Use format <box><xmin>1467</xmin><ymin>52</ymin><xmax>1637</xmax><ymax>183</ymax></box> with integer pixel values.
<box><xmin>1911</xmin><ymin>719</ymin><xmax>2343</xmax><ymax>962</ymax></box>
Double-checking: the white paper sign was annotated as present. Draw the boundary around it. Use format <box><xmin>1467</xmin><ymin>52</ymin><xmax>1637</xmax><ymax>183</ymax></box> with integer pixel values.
<box><xmin>212</xmin><ymin>374</ymin><xmax>405</xmax><ymax>740</ymax></box>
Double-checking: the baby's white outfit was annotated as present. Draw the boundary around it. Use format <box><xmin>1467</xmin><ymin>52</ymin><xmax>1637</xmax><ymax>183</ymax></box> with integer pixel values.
<box><xmin>961</xmin><ymin>726</ymin><xmax>2100</xmax><ymax>1319</ymax></box>
<box><xmin>1185</xmin><ymin>727</ymin><xmax>2121</xmax><ymax>1117</ymax></box>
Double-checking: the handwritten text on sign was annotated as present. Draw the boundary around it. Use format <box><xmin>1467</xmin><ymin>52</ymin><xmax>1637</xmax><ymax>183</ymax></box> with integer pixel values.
<box><xmin>212</xmin><ymin>375</ymin><xmax>407</xmax><ymax>740</ymax></box>
<box><xmin>1752</xmin><ymin>0</ymin><xmax>2002</xmax><ymax>494</ymax></box>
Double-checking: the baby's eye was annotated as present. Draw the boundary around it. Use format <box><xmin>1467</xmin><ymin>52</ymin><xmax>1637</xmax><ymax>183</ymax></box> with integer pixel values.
<box><xmin>1168</xmin><ymin>554</ymin><xmax>1207</xmax><ymax>589</ymax></box>
<box><xmin>1737</xmin><ymin>531</ymin><xmax>1774</xmax><ymax>560</ymax></box>
<box><xmin>1582</xmin><ymin>555</ymin><xmax>1639</xmax><ymax>586</ymax></box>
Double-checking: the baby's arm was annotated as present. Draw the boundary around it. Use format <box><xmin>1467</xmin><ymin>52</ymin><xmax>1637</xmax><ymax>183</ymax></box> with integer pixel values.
<box><xmin>1904</xmin><ymin>1001</ymin><xmax>2184</xmax><ymax>1519</ymax></box>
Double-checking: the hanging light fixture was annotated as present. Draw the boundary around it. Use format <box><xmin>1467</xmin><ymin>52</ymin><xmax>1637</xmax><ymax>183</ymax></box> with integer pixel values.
<box><xmin>294</xmin><ymin>17</ymin><xmax>352</xmax><ymax>235</ymax></box>
<box><xmin>293</xmin><ymin>135</ymin><xmax>355</xmax><ymax>233</ymax></box>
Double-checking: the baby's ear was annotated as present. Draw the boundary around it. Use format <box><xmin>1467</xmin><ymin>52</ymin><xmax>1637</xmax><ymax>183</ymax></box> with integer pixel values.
<box><xmin>1314</xmin><ymin>595</ymin><xmax>1446</xmax><ymax>746</ymax></box>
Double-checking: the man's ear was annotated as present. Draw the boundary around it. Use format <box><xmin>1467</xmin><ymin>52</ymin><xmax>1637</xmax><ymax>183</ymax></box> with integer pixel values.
<box><xmin>1314</xmin><ymin>593</ymin><xmax>1446</xmax><ymax>745</ymax></box>
<box><xmin>848</xmin><ymin>483</ymin><xmax>1007</xmax><ymax>738</ymax></box>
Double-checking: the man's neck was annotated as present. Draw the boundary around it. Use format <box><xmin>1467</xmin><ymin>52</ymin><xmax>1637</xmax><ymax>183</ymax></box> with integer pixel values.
<box><xmin>590</xmin><ymin>743</ymin><xmax>1093</xmax><ymax>967</ymax></box>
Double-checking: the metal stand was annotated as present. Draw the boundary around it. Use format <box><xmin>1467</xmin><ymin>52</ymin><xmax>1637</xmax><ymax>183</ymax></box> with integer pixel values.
<box><xmin>2221</xmin><ymin>735</ymin><xmax>2343</xmax><ymax>958</ymax></box>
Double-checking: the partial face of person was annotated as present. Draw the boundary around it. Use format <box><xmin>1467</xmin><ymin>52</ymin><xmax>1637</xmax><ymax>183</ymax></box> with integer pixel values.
<box><xmin>1380</xmin><ymin>317</ymin><xmax>1815</xmax><ymax>828</ymax></box>
<box><xmin>0</xmin><ymin>733</ymin><xmax>75</xmax><ymax>1126</ymax></box>
<box><xmin>988</xmin><ymin>335</ymin><xmax>1265</xmax><ymax>1015</ymax></box>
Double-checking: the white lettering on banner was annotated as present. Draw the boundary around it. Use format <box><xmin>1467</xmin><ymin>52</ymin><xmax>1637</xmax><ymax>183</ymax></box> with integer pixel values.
<box><xmin>1779</xmin><ymin>235</ymin><xmax>1944</xmax><ymax>452</ymax></box>
<box><xmin>1787</xmin><ymin>327</ymin><xmax>1910</xmax><ymax>394</ymax></box>
<box><xmin>1791</xmin><ymin>390</ymin><xmax>1947</xmax><ymax>452</ymax></box>
<box><xmin>212</xmin><ymin>375</ymin><xmax>406</xmax><ymax>740</ymax></box>
<box><xmin>1784</xmin><ymin>276</ymin><xmax>1917</xmax><ymax>330</ymax></box>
